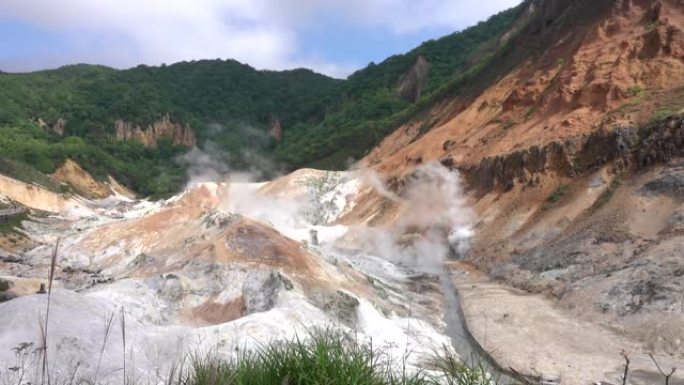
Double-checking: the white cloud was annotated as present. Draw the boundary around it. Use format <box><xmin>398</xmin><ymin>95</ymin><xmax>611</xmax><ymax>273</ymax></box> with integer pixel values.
<box><xmin>0</xmin><ymin>0</ymin><xmax>296</xmax><ymax>72</ymax></box>
<box><xmin>260</xmin><ymin>0</ymin><xmax>521</xmax><ymax>33</ymax></box>
<box><xmin>0</xmin><ymin>0</ymin><xmax>521</xmax><ymax>77</ymax></box>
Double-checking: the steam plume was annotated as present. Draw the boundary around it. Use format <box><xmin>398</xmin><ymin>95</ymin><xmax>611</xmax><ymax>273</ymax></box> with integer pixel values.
<box><xmin>355</xmin><ymin>163</ymin><xmax>474</xmax><ymax>272</ymax></box>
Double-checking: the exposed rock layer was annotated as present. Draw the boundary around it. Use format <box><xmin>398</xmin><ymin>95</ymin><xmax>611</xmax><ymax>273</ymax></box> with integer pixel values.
<box><xmin>398</xmin><ymin>56</ymin><xmax>430</xmax><ymax>103</ymax></box>
<box><xmin>364</xmin><ymin>0</ymin><xmax>684</xmax><ymax>174</ymax></box>
<box><xmin>37</xmin><ymin>118</ymin><xmax>66</xmax><ymax>136</ymax></box>
<box><xmin>51</xmin><ymin>159</ymin><xmax>111</xmax><ymax>199</ymax></box>
<box><xmin>451</xmin><ymin>117</ymin><xmax>684</xmax><ymax>197</ymax></box>
<box><xmin>269</xmin><ymin>117</ymin><xmax>283</xmax><ymax>142</ymax></box>
<box><xmin>114</xmin><ymin>113</ymin><xmax>196</xmax><ymax>147</ymax></box>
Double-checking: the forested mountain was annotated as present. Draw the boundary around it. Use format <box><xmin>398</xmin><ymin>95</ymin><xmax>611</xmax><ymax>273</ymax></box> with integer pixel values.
<box><xmin>275</xmin><ymin>4</ymin><xmax>525</xmax><ymax>168</ymax></box>
<box><xmin>0</xmin><ymin>60</ymin><xmax>342</xmax><ymax>196</ymax></box>
<box><xmin>0</xmin><ymin>3</ymin><xmax>525</xmax><ymax>196</ymax></box>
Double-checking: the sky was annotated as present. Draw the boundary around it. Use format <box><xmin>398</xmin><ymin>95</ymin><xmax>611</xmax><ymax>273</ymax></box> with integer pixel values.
<box><xmin>0</xmin><ymin>0</ymin><xmax>521</xmax><ymax>78</ymax></box>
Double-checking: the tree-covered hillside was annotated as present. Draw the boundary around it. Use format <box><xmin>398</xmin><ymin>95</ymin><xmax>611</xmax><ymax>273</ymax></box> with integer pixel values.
<box><xmin>0</xmin><ymin>61</ymin><xmax>341</xmax><ymax>196</ymax></box>
<box><xmin>0</xmin><ymin>61</ymin><xmax>341</xmax><ymax>137</ymax></box>
<box><xmin>0</xmin><ymin>2</ymin><xmax>526</xmax><ymax>196</ymax></box>
<box><xmin>274</xmin><ymin>4</ymin><xmax>526</xmax><ymax>169</ymax></box>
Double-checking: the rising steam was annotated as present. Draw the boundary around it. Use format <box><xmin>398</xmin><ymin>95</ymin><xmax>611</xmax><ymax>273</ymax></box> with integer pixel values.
<box><xmin>354</xmin><ymin>162</ymin><xmax>475</xmax><ymax>273</ymax></box>
<box><xmin>179</xmin><ymin>144</ymin><xmax>474</xmax><ymax>273</ymax></box>
<box><xmin>177</xmin><ymin>122</ymin><xmax>281</xmax><ymax>188</ymax></box>
<box><xmin>178</xmin><ymin>145</ymin><xmax>231</xmax><ymax>188</ymax></box>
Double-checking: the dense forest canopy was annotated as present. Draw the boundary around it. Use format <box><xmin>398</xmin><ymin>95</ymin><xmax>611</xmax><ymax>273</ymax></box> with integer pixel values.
<box><xmin>0</xmin><ymin>3</ymin><xmax>525</xmax><ymax>197</ymax></box>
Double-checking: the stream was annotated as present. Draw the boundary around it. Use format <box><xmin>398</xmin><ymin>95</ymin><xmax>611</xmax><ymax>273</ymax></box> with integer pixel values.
<box><xmin>440</xmin><ymin>270</ymin><xmax>524</xmax><ymax>384</ymax></box>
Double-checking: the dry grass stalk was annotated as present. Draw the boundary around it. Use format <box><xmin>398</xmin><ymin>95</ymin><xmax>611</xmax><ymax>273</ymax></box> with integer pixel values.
<box><xmin>40</xmin><ymin>239</ymin><xmax>60</xmax><ymax>385</ymax></box>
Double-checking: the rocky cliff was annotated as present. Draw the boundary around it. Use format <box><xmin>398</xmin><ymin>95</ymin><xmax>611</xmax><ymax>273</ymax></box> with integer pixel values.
<box><xmin>51</xmin><ymin>159</ymin><xmax>111</xmax><ymax>199</ymax></box>
<box><xmin>398</xmin><ymin>56</ymin><xmax>430</xmax><ymax>103</ymax></box>
<box><xmin>37</xmin><ymin>118</ymin><xmax>66</xmax><ymax>136</ymax></box>
<box><xmin>269</xmin><ymin>116</ymin><xmax>283</xmax><ymax>142</ymax></box>
<box><xmin>114</xmin><ymin>113</ymin><xmax>197</xmax><ymax>147</ymax></box>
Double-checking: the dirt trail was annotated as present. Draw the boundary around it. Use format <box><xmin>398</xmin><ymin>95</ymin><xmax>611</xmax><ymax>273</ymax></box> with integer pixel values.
<box><xmin>448</xmin><ymin>263</ymin><xmax>684</xmax><ymax>385</ymax></box>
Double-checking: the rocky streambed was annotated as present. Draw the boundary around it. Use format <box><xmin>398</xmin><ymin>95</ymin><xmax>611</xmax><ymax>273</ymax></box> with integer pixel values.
<box><xmin>447</xmin><ymin>262</ymin><xmax>684</xmax><ymax>385</ymax></box>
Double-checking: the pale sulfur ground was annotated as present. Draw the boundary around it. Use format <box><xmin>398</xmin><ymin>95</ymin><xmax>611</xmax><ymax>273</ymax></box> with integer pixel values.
<box><xmin>449</xmin><ymin>263</ymin><xmax>684</xmax><ymax>385</ymax></box>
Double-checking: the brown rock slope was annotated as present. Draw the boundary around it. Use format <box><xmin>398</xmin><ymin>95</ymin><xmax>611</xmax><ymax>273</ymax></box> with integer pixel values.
<box><xmin>365</xmin><ymin>0</ymin><xmax>684</xmax><ymax>172</ymax></box>
<box><xmin>354</xmin><ymin>0</ymin><xmax>684</xmax><ymax>368</ymax></box>
<box><xmin>52</xmin><ymin>159</ymin><xmax>111</xmax><ymax>199</ymax></box>
<box><xmin>52</xmin><ymin>159</ymin><xmax>136</xmax><ymax>199</ymax></box>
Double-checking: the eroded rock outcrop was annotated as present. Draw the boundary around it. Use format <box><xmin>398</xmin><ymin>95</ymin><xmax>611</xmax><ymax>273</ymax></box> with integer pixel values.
<box><xmin>398</xmin><ymin>56</ymin><xmax>430</xmax><ymax>103</ymax></box>
<box><xmin>457</xmin><ymin>117</ymin><xmax>684</xmax><ymax>195</ymax></box>
<box><xmin>114</xmin><ymin>114</ymin><xmax>196</xmax><ymax>147</ymax></box>
<box><xmin>268</xmin><ymin>116</ymin><xmax>283</xmax><ymax>142</ymax></box>
<box><xmin>51</xmin><ymin>159</ymin><xmax>111</xmax><ymax>199</ymax></box>
<box><xmin>460</xmin><ymin>142</ymin><xmax>575</xmax><ymax>196</ymax></box>
<box><xmin>634</xmin><ymin>117</ymin><xmax>684</xmax><ymax>167</ymax></box>
<box><xmin>37</xmin><ymin>118</ymin><xmax>66</xmax><ymax>136</ymax></box>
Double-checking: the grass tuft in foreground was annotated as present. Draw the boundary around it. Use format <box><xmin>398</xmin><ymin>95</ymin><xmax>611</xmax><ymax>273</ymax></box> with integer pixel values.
<box><xmin>185</xmin><ymin>328</ymin><xmax>499</xmax><ymax>385</ymax></box>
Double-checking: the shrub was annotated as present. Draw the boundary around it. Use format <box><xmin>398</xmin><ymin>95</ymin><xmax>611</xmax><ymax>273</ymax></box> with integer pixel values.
<box><xmin>0</xmin><ymin>279</ymin><xmax>9</xmax><ymax>292</ymax></box>
<box><xmin>627</xmin><ymin>85</ymin><xmax>643</xmax><ymax>97</ymax></box>
<box><xmin>547</xmin><ymin>184</ymin><xmax>570</xmax><ymax>204</ymax></box>
<box><xmin>589</xmin><ymin>175</ymin><xmax>622</xmax><ymax>214</ymax></box>
<box><xmin>651</xmin><ymin>106</ymin><xmax>682</xmax><ymax>123</ymax></box>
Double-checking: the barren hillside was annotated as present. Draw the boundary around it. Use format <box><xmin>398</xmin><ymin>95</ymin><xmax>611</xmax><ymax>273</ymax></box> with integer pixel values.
<box><xmin>352</xmin><ymin>0</ymin><xmax>684</xmax><ymax>377</ymax></box>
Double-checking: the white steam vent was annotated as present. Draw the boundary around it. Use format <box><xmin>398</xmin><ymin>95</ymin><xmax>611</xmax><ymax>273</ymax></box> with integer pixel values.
<box><xmin>359</xmin><ymin>162</ymin><xmax>475</xmax><ymax>273</ymax></box>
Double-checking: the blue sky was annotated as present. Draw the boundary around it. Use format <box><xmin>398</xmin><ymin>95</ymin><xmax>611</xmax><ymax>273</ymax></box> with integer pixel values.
<box><xmin>0</xmin><ymin>0</ymin><xmax>521</xmax><ymax>78</ymax></box>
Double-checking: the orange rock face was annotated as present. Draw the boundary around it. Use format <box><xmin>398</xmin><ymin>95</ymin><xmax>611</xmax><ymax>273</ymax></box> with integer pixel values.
<box><xmin>51</xmin><ymin>158</ymin><xmax>110</xmax><ymax>199</ymax></box>
<box><xmin>37</xmin><ymin>117</ymin><xmax>66</xmax><ymax>136</ymax></box>
<box><xmin>398</xmin><ymin>55</ymin><xmax>430</xmax><ymax>103</ymax></box>
<box><xmin>114</xmin><ymin>113</ymin><xmax>197</xmax><ymax>147</ymax></box>
<box><xmin>269</xmin><ymin>117</ymin><xmax>283</xmax><ymax>142</ymax></box>
<box><xmin>364</xmin><ymin>0</ymin><xmax>684</xmax><ymax>176</ymax></box>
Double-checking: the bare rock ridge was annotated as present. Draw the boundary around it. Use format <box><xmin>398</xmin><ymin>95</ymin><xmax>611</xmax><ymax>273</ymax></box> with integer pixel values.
<box><xmin>35</xmin><ymin>114</ymin><xmax>197</xmax><ymax>148</ymax></box>
<box><xmin>529</xmin><ymin>0</ymin><xmax>568</xmax><ymax>34</ymax></box>
<box><xmin>388</xmin><ymin>116</ymin><xmax>684</xmax><ymax>207</ymax></box>
<box><xmin>269</xmin><ymin>116</ymin><xmax>283</xmax><ymax>142</ymax></box>
<box><xmin>114</xmin><ymin>113</ymin><xmax>197</xmax><ymax>147</ymax></box>
<box><xmin>498</xmin><ymin>0</ymin><xmax>541</xmax><ymax>45</ymax></box>
<box><xmin>36</xmin><ymin>117</ymin><xmax>66</xmax><ymax>136</ymax></box>
<box><xmin>458</xmin><ymin>142</ymin><xmax>573</xmax><ymax>197</ymax></box>
<box><xmin>51</xmin><ymin>158</ymin><xmax>111</xmax><ymax>199</ymax></box>
<box><xmin>398</xmin><ymin>55</ymin><xmax>430</xmax><ymax>103</ymax></box>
